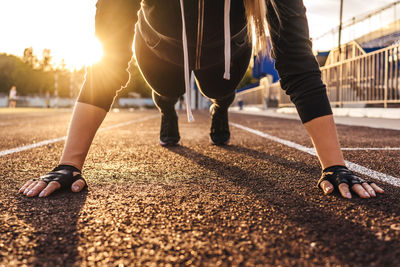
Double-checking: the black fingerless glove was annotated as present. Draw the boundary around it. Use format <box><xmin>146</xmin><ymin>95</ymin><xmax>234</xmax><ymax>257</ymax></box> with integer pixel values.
<box><xmin>38</xmin><ymin>164</ymin><xmax>86</xmax><ymax>190</ymax></box>
<box><xmin>317</xmin><ymin>165</ymin><xmax>367</xmax><ymax>189</ymax></box>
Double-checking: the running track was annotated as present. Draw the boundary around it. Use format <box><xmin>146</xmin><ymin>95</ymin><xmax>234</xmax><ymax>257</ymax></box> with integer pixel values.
<box><xmin>0</xmin><ymin>108</ymin><xmax>399</xmax><ymax>266</ymax></box>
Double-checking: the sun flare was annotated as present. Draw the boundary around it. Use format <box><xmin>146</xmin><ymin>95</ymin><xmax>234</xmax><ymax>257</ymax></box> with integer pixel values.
<box><xmin>61</xmin><ymin>37</ymin><xmax>104</xmax><ymax>70</ymax></box>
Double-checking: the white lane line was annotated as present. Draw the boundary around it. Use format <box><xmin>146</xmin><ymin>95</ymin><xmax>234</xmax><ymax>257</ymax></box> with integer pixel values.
<box><xmin>230</xmin><ymin>122</ymin><xmax>400</xmax><ymax>187</ymax></box>
<box><xmin>0</xmin><ymin>137</ymin><xmax>67</xmax><ymax>158</ymax></box>
<box><xmin>341</xmin><ymin>147</ymin><xmax>400</xmax><ymax>151</ymax></box>
<box><xmin>0</xmin><ymin>115</ymin><xmax>159</xmax><ymax>158</ymax></box>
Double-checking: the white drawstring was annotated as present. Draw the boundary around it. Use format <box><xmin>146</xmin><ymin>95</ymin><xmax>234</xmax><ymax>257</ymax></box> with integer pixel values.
<box><xmin>223</xmin><ymin>0</ymin><xmax>231</xmax><ymax>80</ymax></box>
<box><xmin>179</xmin><ymin>0</ymin><xmax>195</xmax><ymax>122</ymax></box>
<box><xmin>179</xmin><ymin>0</ymin><xmax>231</xmax><ymax>122</ymax></box>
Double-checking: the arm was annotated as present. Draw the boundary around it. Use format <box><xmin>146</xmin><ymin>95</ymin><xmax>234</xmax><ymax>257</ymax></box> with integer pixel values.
<box><xmin>78</xmin><ymin>0</ymin><xmax>139</xmax><ymax>109</ymax></box>
<box><xmin>265</xmin><ymin>0</ymin><xmax>383</xmax><ymax>198</ymax></box>
<box><xmin>20</xmin><ymin>0</ymin><xmax>140</xmax><ymax>198</ymax></box>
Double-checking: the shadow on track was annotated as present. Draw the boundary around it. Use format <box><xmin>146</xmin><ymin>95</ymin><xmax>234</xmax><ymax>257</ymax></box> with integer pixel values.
<box><xmin>166</xmin><ymin>145</ymin><xmax>400</xmax><ymax>265</ymax></box>
<box><xmin>15</xmin><ymin>189</ymin><xmax>87</xmax><ymax>266</ymax></box>
<box><xmin>224</xmin><ymin>145</ymin><xmax>400</xmax><ymax>218</ymax></box>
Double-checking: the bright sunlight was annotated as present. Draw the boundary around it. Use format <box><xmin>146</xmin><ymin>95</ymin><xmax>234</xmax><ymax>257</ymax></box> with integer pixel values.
<box><xmin>0</xmin><ymin>0</ymin><xmax>101</xmax><ymax>69</ymax></box>
<box><xmin>62</xmin><ymin>38</ymin><xmax>104</xmax><ymax>69</ymax></box>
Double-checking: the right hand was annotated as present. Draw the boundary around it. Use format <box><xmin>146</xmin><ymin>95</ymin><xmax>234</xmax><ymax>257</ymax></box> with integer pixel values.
<box><xmin>19</xmin><ymin>172</ymin><xmax>86</xmax><ymax>198</ymax></box>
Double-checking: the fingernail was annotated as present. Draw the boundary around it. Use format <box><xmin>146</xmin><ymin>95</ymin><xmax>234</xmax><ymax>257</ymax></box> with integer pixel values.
<box><xmin>325</xmin><ymin>187</ymin><xmax>332</xmax><ymax>192</ymax></box>
<box><xmin>27</xmin><ymin>190</ymin><xmax>34</xmax><ymax>197</ymax></box>
<box><xmin>370</xmin><ymin>191</ymin><xmax>376</xmax><ymax>197</ymax></box>
<box><xmin>23</xmin><ymin>188</ymin><xmax>30</xmax><ymax>194</ymax></box>
<box><xmin>39</xmin><ymin>191</ymin><xmax>46</xmax><ymax>198</ymax></box>
<box><xmin>346</xmin><ymin>193</ymin><xmax>352</xmax><ymax>199</ymax></box>
<box><xmin>72</xmin><ymin>185</ymin><xmax>79</xmax><ymax>191</ymax></box>
<box><xmin>364</xmin><ymin>192</ymin><xmax>370</xmax><ymax>198</ymax></box>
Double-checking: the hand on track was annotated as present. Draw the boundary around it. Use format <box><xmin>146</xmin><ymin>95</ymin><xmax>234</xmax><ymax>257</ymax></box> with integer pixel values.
<box><xmin>320</xmin><ymin>180</ymin><xmax>384</xmax><ymax>199</ymax></box>
<box><xmin>19</xmin><ymin>165</ymin><xmax>86</xmax><ymax>197</ymax></box>
<box><xmin>318</xmin><ymin>166</ymin><xmax>384</xmax><ymax>199</ymax></box>
<box><xmin>19</xmin><ymin>175</ymin><xmax>86</xmax><ymax>197</ymax></box>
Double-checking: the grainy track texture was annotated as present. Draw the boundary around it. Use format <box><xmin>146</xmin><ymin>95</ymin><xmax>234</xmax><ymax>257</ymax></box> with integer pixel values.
<box><xmin>0</xmin><ymin>108</ymin><xmax>399</xmax><ymax>266</ymax></box>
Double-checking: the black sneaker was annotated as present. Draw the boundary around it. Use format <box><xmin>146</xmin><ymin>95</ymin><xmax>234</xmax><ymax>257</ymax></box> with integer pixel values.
<box><xmin>210</xmin><ymin>104</ymin><xmax>230</xmax><ymax>145</ymax></box>
<box><xmin>159</xmin><ymin>111</ymin><xmax>180</xmax><ymax>146</ymax></box>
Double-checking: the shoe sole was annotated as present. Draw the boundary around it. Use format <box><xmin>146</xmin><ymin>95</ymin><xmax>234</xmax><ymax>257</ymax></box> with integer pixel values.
<box><xmin>160</xmin><ymin>140</ymin><xmax>181</xmax><ymax>147</ymax></box>
<box><xmin>210</xmin><ymin>137</ymin><xmax>230</xmax><ymax>146</ymax></box>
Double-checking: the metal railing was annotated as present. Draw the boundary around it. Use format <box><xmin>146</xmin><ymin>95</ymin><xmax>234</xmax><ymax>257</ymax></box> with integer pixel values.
<box><xmin>325</xmin><ymin>41</ymin><xmax>366</xmax><ymax>66</ymax></box>
<box><xmin>234</xmin><ymin>77</ymin><xmax>281</xmax><ymax>108</ymax></box>
<box><xmin>235</xmin><ymin>85</ymin><xmax>265</xmax><ymax>108</ymax></box>
<box><xmin>321</xmin><ymin>43</ymin><xmax>400</xmax><ymax>107</ymax></box>
<box><xmin>279</xmin><ymin>43</ymin><xmax>400</xmax><ymax>107</ymax></box>
<box><xmin>237</xmin><ymin>44</ymin><xmax>400</xmax><ymax>108</ymax></box>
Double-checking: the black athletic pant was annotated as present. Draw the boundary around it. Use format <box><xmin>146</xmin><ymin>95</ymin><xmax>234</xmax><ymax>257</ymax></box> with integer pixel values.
<box><xmin>78</xmin><ymin>0</ymin><xmax>252</xmax><ymax>114</ymax></box>
<box><xmin>134</xmin><ymin>30</ymin><xmax>252</xmax><ymax>112</ymax></box>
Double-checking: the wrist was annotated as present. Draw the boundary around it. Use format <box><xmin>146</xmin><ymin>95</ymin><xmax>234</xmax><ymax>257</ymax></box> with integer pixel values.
<box><xmin>57</xmin><ymin>162</ymin><xmax>82</xmax><ymax>173</ymax></box>
<box><xmin>323</xmin><ymin>165</ymin><xmax>347</xmax><ymax>173</ymax></box>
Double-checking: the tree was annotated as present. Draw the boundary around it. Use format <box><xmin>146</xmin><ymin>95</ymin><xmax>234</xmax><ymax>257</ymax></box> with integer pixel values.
<box><xmin>0</xmin><ymin>51</ymin><xmax>56</xmax><ymax>96</ymax></box>
<box><xmin>40</xmin><ymin>49</ymin><xmax>53</xmax><ymax>71</ymax></box>
<box><xmin>0</xmin><ymin>54</ymin><xmax>18</xmax><ymax>94</ymax></box>
<box><xmin>22</xmin><ymin>47</ymin><xmax>38</xmax><ymax>68</ymax></box>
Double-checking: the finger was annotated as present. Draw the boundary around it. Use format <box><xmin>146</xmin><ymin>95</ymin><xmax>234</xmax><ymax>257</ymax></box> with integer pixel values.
<box><xmin>71</xmin><ymin>179</ymin><xmax>86</xmax><ymax>192</ymax></box>
<box><xmin>23</xmin><ymin>181</ymin><xmax>39</xmax><ymax>195</ymax></box>
<box><xmin>319</xmin><ymin>180</ymin><xmax>334</xmax><ymax>195</ymax></box>
<box><xmin>26</xmin><ymin>181</ymin><xmax>47</xmax><ymax>197</ymax></box>
<box><xmin>38</xmin><ymin>181</ymin><xmax>61</xmax><ymax>198</ymax></box>
<box><xmin>362</xmin><ymin>183</ymin><xmax>376</xmax><ymax>197</ymax></box>
<box><xmin>370</xmin><ymin>183</ymin><xmax>384</xmax><ymax>194</ymax></box>
<box><xmin>19</xmin><ymin>180</ymin><xmax>35</xmax><ymax>193</ymax></box>
<box><xmin>351</xmin><ymin>184</ymin><xmax>371</xmax><ymax>199</ymax></box>
<box><xmin>338</xmin><ymin>183</ymin><xmax>352</xmax><ymax>199</ymax></box>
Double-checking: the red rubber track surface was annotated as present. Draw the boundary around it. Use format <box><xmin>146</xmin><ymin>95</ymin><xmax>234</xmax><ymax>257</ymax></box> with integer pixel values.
<box><xmin>1</xmin><ymin>109</ymin><xmax>399</xmax><ymax>266</ymax></box>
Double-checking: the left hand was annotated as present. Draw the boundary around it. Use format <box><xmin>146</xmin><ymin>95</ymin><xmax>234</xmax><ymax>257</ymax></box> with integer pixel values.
<box><xmin>317</xmin><ymin>166</ymin><xmax>384</xmax><ymax>199</ymax></box>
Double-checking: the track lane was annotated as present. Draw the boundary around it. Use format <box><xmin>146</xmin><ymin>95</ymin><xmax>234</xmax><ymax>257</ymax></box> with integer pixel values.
<box><xmin>1</xmin><ymin>110</ymin><xmax>399</xmax><ymax>266</ymax></box>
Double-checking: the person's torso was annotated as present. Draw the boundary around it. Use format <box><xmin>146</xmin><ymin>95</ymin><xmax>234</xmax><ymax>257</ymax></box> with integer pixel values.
<box><xmin>141</xmin><ymin>0</ymin><xmax>247</xmax><ymax>44</ymax></box>
<box><xmin>138</xmin><ymin>0</ymin><xmax>250</xmax><ymax>68</ymax></box>
<box><xmin>9</xmin><ymin>90</ymin><xmax>16</xmax><ymax>98</ymax></box>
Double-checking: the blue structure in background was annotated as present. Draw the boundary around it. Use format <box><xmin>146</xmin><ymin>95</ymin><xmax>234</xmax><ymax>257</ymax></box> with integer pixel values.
<box><xmin>236</xmin><ymin>81</ymin><xmax>259</xmax><ymax>93</ymax></box>
<box><xmin>363</xmin><ymin>47</ymin><xmax>385</xmax><ymax>53</ymax></box>
<box><xmin>252</xmin><ymin>55</ymin><xmax>279</xmax><ymax>82</ymax></box>
<box><xmin>236</xmin><ymin>53</ymin><xmax>279</xmax><ymax>93</ymax></box>
<box><xmin>361</xmin><ymin>30</ymin><xmax>400</xmax><ymax>49</ymax></box>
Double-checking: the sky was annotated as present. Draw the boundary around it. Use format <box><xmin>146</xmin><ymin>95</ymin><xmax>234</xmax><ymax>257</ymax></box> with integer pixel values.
<box><xmin>0</xmin><ymin>0</ymin><xmax>397</xmax><ymax>68</ymax></box>
<box><xmin>303</xmin><ymin>0</ymin><xmax>398</xmax><ymax>50</ymax></box>
<box><xmin>0</xmin><ymin>0</ymin><xmax>100</xmax><ymax>69</ymax></box>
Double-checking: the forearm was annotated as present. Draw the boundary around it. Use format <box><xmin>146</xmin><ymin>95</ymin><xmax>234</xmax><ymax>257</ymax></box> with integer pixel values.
<box><xmin>59</xmin><ymin>102</ymin><xmax>107</xmax><ymax>170</ymax></box>
<box><xmin>304</xmin><ymin>115</ymin><xmax>345</xmax><ymax>169</ymax></box>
